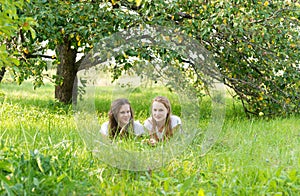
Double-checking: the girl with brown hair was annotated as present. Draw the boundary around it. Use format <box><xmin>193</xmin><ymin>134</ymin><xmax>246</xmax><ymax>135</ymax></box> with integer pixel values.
<box><xmin>100</xmin><ymin>98</ymin><xmax>144</xmax><ymax>139</ymax></box>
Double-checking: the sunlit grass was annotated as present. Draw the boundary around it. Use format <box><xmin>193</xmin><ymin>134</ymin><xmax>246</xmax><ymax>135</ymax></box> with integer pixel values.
<box><xmin>0</xmin><ymin>80</ymin><xmax>299</xmax><ymax>195</ymax></box>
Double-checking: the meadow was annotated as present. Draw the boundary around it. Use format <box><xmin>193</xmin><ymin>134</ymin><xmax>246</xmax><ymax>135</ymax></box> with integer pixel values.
<box><xmin>0</xmin><ymin>80</ymin><xmax>299</xmax><ymax>195</ymax></box>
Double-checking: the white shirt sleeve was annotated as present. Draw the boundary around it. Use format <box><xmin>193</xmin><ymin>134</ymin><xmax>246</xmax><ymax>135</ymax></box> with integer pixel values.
<box><xmin>171</xmin><ymin>115</ymin><xmax>181</xmax><ymax>128</ymax></box>
<box><xmin>133</xmin><ymin>121</ymin><xmax>145</xmax><ymax>136</ymax></box>
<box><xmin>143</xmin><ymin>118</ymin><xmax>153</xmax><ymax>132</ymax></box>
<box><xmin>144</xmin><ymin>116</ymin><xmax>181</xmax><ymax>131</ymax></box>
<box><xmin>100</xmin><ymin>121</ymin><xmax>109</xmax><ymax>136</ymax></box>
<box><xmin>100</xmin><ymin>121</ymin><xmax>145</xmax><ymax>136</ymax></box>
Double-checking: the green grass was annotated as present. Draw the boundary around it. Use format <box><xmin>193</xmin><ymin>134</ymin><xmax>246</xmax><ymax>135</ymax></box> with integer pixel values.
<box><xmin>0</xmin><ymin>80</ymin><xmax>299</xmax><ymax>195</ymax></box>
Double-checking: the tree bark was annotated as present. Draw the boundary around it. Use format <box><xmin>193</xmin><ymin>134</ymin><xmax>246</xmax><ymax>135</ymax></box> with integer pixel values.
<box><xmin>55</xmin><ymin>39</ymin><xmax>78</xmax><ymax>104</ymax></box>
<box><xmin>0</xmin><ymin>67</ymin><xmax>6</xmax><ymax>83</ymax></box>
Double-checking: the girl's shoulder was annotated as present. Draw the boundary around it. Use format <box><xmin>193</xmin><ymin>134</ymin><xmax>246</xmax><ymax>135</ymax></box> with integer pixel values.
<box><xmin>100</xmin><ymin>121</ymin><xmax>109</xmax><ymax>135</ymax></box>
<box><xmin>101</xmin><ymin>121</ymin><xmax>109</xmax><ymax>128</ymax></box>
<box><xmin>171</xmin><ymin>115</ymin><xmax>181</xmax><ymax>127</ymax></box>
<box><xmin>133</xmin><ymin>120</ymin><xmax>145</xmax><ymax>135</ymax></box>
<box><xmin>171</xmin><ymin>115</ymin><xmax>181</xmax><ymax>121</ymax></box>
<box><xmin>143</xmin><ymin>117</ymin><xmax>153</xmax><ymax>130</ymax></box>
<box><xmin>133</xmin><ymin>120</ymin><xmax>143</xmax><ymax>127</ymax></box>
<box><xmin>143</xmin><ymin>117</ymin><xmax>152</xmax><ymax>125</ymax></box>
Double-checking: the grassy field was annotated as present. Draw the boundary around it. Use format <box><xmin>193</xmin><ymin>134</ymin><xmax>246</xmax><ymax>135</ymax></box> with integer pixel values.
<box><xmin>0</xmin><ymin>80</ymin><xmax>299</xmax><ymax>195</ymax></box>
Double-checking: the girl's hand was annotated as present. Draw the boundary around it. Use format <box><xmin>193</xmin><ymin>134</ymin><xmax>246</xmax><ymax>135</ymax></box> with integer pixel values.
<box><xmin>149</xmin><ymin>138</ymin><xmax>157</xmax><ymax>146</ymax></box>
<box><xmin>142</xmin><ymin>138</ymin><xmax>157</xmax><ymax>146</ymax></box>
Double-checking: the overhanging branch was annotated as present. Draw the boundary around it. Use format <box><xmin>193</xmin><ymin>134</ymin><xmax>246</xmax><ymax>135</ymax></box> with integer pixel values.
<box><xmin>25</xmin><ymin>54</ymin><xmax>56</xmax><ymax>59</ymax></box>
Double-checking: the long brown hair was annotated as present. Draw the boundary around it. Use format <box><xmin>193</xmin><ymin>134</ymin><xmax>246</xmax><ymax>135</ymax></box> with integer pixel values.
<box><xmin>150</xmin><ymin>96</ymin><xmax>173</xmax><ymax>141</ymax></box>
<box><xmin>108</xmin><ymin>98</ymin><xmax>134</xmax><ymax>139</ymax></box>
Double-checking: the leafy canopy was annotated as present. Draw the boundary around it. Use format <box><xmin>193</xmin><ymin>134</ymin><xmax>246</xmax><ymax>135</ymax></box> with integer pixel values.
<box><xmin>0</xmin><ymin>0</ymin><xmax>35</xmax><ymax>69</ymax></box>
<box><xmin>6</xmin><ymin>0</ymin><xmax>300</xmax><ymax>117</ymax></box>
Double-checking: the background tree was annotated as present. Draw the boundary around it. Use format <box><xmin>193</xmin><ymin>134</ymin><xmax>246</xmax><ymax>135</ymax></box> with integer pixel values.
<box><xmin>7</xmin><ymin>0</ymin><xmax>300</xmax><ymax>117</ymax></box>
<box><xmin>166</xmin><ymin>0</ymin><xmax>300</xmax><ymax>117</ymax></box>
<box><xmin>20</xmin><ymin>0</ymin><xmax>144</xmax><ymax>103</ymax></box>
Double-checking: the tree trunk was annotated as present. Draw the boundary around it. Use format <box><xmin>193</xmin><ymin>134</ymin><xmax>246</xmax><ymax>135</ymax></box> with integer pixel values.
<box><xmin>55</xmin><ymin>40</ymin><xmax>78</xmax><ymax>104</ymax></box>
<box><xmin>0</xmin><ymin>67</ymin><xmax>6</xmax><ymax>83</ymax></box>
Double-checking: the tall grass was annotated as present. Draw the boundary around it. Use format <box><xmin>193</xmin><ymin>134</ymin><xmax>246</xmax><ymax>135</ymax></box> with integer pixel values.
<box><xmin>0</xmin><ymin>81</ymin><xmax>299</xmax><ymax>195</ymax></box>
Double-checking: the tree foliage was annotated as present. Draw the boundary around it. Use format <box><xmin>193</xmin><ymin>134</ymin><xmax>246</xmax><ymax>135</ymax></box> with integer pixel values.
<box><xmin>20</xmin><ymin>0</ymin><xmax>146</xmax><ymax>102</ymax></box>
<box><xmin>0</xmin><ymin>0</ymin><xmax>36</xmax><ymax>82</ymax></box>
<box><xmin>185</xmin><ymin>0</ymin><xmax>300</xmax><ymax>117</ymax></box>
<box><xmin>6</xmin><ymin>0</ymin><xmax>300</xmax><ymax>117</ymax></box>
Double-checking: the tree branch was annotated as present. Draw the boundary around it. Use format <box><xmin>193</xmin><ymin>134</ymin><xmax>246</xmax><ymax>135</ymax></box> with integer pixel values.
<box><xmin>25</xmin><ymin>54</ymin><xmax>56</xmax><ymax>59</ymax></box>
<box><xmin>250</xmin><ymin>7</ymin><xmax>291</xmax><ymax>24</ymax></box>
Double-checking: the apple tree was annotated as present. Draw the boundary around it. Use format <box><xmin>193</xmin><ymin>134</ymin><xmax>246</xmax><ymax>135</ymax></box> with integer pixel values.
<box><xmin>9</xmin><ymin>0</ymin><xmax>300</xmax><ymax>116</ymax></box>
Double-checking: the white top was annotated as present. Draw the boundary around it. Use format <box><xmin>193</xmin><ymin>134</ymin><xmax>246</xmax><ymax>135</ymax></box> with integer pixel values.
<box><xmin>144</xmin><ymin>115</ymin><xmax>182</xmax><ymax>140</ymax></box>
<box><xmin>100</xmin><ymin>121</ymin><xmax>145</xmax><ymax>136</ymax></box>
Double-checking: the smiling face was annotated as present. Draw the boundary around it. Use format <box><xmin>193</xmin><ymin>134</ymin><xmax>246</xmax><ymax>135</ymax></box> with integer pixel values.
<box><xmin>152</xmin><ymin>101</ymin><xmax>169</xmax><ymax>124</ymax></box>
<box><xmin>117</xmin><ymin>104</ymin><xmax>131</xmax><ymax>127</ymax></box>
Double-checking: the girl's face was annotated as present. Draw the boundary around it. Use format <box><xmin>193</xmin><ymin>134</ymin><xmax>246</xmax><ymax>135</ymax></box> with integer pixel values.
<box><xmin>117</xmin><ymin>104</ymin><xmax>131</xmax><ymax>127</ymax></box>
<box><xmin>152</xmin><ymin>101</ymin><xmax>168</xmax><ymax>123</ymax></box>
